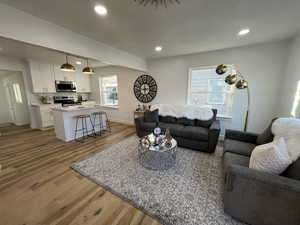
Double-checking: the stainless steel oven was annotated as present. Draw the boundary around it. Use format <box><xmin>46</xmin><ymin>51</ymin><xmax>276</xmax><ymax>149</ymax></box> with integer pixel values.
<box><xmin>55</xmin><ymin>80</ymin><xmax>77</xmax><ymax>92</ymax></box>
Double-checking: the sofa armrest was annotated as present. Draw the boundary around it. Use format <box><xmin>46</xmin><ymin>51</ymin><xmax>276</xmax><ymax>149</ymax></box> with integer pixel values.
<box><xmin>208</xmin><ymin>120</ymin><xmax>220</xmax><ymax>153</ymax></box>
<box><xmin>225</xmin><ymin>129</ymin><xmax>258</xmax><ymax>144</ymax></box>
<box><xmin>134</xmin><ymin>117</ymin><xmax>144</xmax><ymax>137</ymax></box>
<box><xmin>224</xmin><ymin>165</ymin><xmax>300</xmax><ymax>225</ymax></box>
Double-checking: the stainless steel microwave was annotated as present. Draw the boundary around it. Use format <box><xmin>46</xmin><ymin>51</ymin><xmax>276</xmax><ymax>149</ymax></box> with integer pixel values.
<box><xmin>55</xmin><ymin>80</ymin><xmax>77</xmax><ymax>92</ymax></box>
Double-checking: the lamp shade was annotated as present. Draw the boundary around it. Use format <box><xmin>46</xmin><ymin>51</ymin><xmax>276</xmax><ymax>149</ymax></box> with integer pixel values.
<box><xmin>216</xmin><ymin>64</ymin><xmax>227</xmax><ymax>75</ymax></box>
<box><xmin>236</xmin><ymin>79</ymin><xmax>248</xmax><ymax>89</ymax></box>
<box><xmin>60</xmin><ymin>56</ymin><xmax>75</xmax><ymax>72</ymax></box>
<box><xmin>225</xmin><ymin>74</ymin><xmax>237</xmax><ymax>85</ymax></box>
<box><xmin>82</xmin><ymin>67</ymin><xmax>95</xmax><ymax>74</ymax></box>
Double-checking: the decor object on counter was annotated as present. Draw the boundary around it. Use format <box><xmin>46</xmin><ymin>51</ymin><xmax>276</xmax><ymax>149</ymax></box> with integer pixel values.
<box><xmin>216</xmin><ymin>64</ymin><xmax>250</xmax><ymax>131</ymax></box>
<box><xmin>39</xmin><ymin>96</ymin><xmax>51</xmax><ymax>104</ymax></box>
<box><xmin>223</xmin><ymin>124</ymin><xmax>300</xmax><ymax>225</ymax></box>
<box><xmin>249</xmin><ymin>137</ymin><xmax>292</xmax><ymax>174</ymax></box>
<box><xmin>72</xmin><ymin>136</ymin><xmax>242</xmax><ymax>225</ymax></box>
<box><xmin>82</xmin><ymin>59</ymin><xmax>95</xmax><ymax>74</ymax></box>
<box><xmin>60</xmin><ymin>55</ymin><xmax>76</xmax><ymax>72</ymax></box>
<box><xmin>133</xmin><ymin>75</ymin><xmax>157</xmax><ymax>103</ymax></box>
<box><xmin>151</xmin><ymin>104</ymin><xmax>214</xmax><ymax>120</ymax></box>
<box><xmin>134</xmin><ymin>0</ymin><xmax>180</xmax><ymax>7</ymax></box>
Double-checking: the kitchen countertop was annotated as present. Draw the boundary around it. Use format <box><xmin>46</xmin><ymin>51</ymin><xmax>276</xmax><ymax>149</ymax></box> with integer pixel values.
<box><xmin>51</xmin><ymin>104</ymin><xmax>102</xmax><ymax>112</ymax></box>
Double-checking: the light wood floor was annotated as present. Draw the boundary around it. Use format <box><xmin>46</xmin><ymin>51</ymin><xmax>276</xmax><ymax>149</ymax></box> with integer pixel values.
<box><xmin>0</xmin><ymin>122</ymin><xmax>162</xmax><ymax>225</ymax></box>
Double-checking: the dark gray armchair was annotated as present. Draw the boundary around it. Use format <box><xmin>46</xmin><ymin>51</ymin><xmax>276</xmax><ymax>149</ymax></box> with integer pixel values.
<box><xmin>223</xmin><ymin>125</ymin><xmax>300</xmax><ymax>225</ymax></box>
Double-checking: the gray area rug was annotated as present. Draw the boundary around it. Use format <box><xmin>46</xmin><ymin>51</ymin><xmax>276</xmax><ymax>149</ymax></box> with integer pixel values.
<box><xmin>72</xmin><ymin>136</ymin><xmax>244</xmax><ymax>225</ymax></box>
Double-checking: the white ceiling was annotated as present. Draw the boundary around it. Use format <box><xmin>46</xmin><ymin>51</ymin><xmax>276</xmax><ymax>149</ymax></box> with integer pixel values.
<box><xmin>0</xmin><ymin>37</ymin><xmax>108</xmax><ymax>67</ymax></box>
<box><xmin>1</xmin><ymin>0</ymin><xmax>300</xmax><ymax>59</ymax></box>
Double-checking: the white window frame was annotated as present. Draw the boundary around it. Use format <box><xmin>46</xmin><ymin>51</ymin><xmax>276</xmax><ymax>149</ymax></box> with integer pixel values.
<box><xmin>187</xmin><ymin>65</ymin><xmax>235</xmax><ymax>118</ymax></box>
<box><xmin>99</xmin><ymin>75</ymin><xmax>119</xmax><ymax>108</ymax></box>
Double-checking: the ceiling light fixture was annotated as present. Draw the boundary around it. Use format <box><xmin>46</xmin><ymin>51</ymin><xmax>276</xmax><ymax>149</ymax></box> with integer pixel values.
<box><xmin>238</xmin><ymin>28</ymin><xmax>250</xmax><ymax>36</ymax></box>
<box><xmin>60</xmin><ymin>55</ymin><xmax>76</xmax><ymax>72</ymax></box>
<box><xmin>155</xmin><ymin>46</ymin><xmax>162</xmax><ymax>52</ymax></box>
<box><xmin>82</xmin><ymin>59</ymin><xmax>95</xmax><ymax>74</ymax></box>
<box><xmin>94</xmin><ymin>4</ymin><xmax>107</xmax><ymax>16</ymax></box>
<box><xmin>134</xmin><ymin>0</ymin><xmax>180</xmax><ymax>7</ymax></box>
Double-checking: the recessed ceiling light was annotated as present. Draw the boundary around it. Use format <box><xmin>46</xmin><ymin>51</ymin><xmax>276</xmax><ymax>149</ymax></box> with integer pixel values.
<box><xmin>76</xmin><ymin>61</ymin><xmax>82</xmax><ymax>65</ymax></box>
<box><xmin>238</xmin><ymin>28</ymin><xmax>250</xmax><ymax>36</ymax></box>
<box><xmin>155</xmin><ymin>46</ymin><xmax>162</xmax><ymax>52</ymax></box>
<box><xmin>94</xmin><ymin>4</ymin><xmax>107</xmax><ymax>16</ymax></box>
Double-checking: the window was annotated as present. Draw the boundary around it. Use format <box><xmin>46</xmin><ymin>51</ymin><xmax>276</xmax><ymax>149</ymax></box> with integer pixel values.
<box><xmin>12</xmin><ymin>83</ymin><xmax>23</xmax><ymax>103</ymax></box>
<box><xmin>187</xmin><ymin>66</ymin><xmax>235</xmax><ymax>117</ymax></box>
<box><xmin>100</xmin><ymin>75</ymin><xmax>118</xmax><ymax>107</ymax></box>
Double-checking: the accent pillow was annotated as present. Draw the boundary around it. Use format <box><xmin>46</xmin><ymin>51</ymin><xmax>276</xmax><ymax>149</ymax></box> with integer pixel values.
<box><xmin>177</xmin><ymin>117</ymin><xmax>195</xmax><ymax>126</ymax></box>
<box><xmin>196</xmin><ymin>109</ymin><xmax>217</xmax><ymax>128</ymax></box>
<box><xmin>256</xmin><ymin>118</ymin><xmax>277</xmax><ymax>145</ymax></box>
<box><xmin>144</xmin><ymin>109</ymin><xmax>159</xmax><ymax>123</ymax></box>
<box><xmin>159</xmin><ymin>116</ymin><xmax>177</xmax><ymax>124</ymax></box>
<box><xmin>249</xmin><ymin>138</ymin><xmax>292</xmax><ymax>174</ymax></box>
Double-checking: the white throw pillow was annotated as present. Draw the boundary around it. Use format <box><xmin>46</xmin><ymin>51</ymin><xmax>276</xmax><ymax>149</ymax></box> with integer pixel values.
<box><xmin>272</xmin><ymin>118</ymin><xmax>300</xmax><ymax>162</ymax></box>
<box><xmin>249</xmin><ymin>138</ymin><xmax>292</xmax><ymax>174</ymax></box>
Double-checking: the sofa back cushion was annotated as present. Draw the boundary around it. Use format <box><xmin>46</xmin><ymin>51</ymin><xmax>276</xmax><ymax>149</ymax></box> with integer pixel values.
<box><xmin>159</xmin><ymin>115</ymin><xmax>177</xmax><ymax>124</ymax></box>
<box><xmin>282</xmin><ymin>156</ymin><xmax>300</xmax><ymax>181</ymax></box>
<box><xmin>177</xmin><ymin>117</ymin><xmax>195</xmax><ymax>126</ymax></box>
<box><xmin>144</xmin><ymin>109</ymin><xmax>159</xmax><ymax>123</ymax></box>
<box><xmin>195</xmin><ymin>109</ymin><xmax>217</xmax><ymax>128</ymax></box>
<box><xmin>256</xmin><ymin>118</ymin><xmax>277</xmax><ymax>145</ymax></box>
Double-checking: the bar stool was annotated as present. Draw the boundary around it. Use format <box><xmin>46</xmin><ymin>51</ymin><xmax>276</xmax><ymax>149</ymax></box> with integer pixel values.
<box><xmin>74</xmin><ymin>114</ymin><xmax>96</xmax><ymax>142</ymax></box>
<box><xmin>92</xmin><ymin>111</ymin><xmax>111</xmax><ymax>135</ymax></box>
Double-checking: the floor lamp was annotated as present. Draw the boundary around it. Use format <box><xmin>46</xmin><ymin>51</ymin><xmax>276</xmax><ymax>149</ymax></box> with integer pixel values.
<box><xmin>216</xmin><ymin>64</ymin><xmax>250</xmax><ymax>132</ymax></box>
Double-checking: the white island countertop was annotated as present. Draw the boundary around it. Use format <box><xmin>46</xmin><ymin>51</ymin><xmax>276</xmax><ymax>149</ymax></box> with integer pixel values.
<box><xmin>51</xmin><ymin>104</ymin><xmax>102</xmax><ymax>112</ymax></box>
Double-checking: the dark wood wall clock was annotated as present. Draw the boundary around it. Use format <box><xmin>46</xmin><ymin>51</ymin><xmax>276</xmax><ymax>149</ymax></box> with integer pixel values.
<box><xmin>133</xmin><ymin>75</ymin><xmax>157</xmax><ymax>103</ymax></box>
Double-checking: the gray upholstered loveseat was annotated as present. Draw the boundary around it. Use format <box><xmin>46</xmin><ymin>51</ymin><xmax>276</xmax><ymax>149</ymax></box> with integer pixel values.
<box><xmin>223</xmin><ymin>119</ymin><xmax>300</xmax><ymax>225</ymax></box>
<box><xmin>135</xmin><ymin>109</ymin><xmax>220</xmax><ymax>153</ymax></box>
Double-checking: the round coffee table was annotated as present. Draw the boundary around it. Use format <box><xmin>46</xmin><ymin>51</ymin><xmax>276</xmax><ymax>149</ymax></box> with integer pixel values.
<box><xmin>138</xmin><ymin>135</ymin><xmax>177</xmax><ymax>170</ymax></box>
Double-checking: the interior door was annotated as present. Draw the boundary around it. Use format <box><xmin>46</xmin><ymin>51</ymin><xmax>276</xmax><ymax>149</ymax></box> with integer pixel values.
<box><xmin>4</xmin><ymin>83</ymin><xmax>16</xmax><ymax>123</ymax></box>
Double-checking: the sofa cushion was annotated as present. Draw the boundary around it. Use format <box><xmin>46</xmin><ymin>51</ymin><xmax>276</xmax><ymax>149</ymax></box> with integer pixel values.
<box><xmin>224</xmin><ymin>139</ymin><xmax>257</xmax><ymax>157</ymax></box>
<box><xmin>159</xmin><ymin>122</ymin><xmax>184</xmax><ymax>137</ymax></box>
<box><xmin>223</xmin><ymin>152</ymin><xmax>250</xmax><ymax>169</ymax></box>
<box><xmin>159</xmin><ymin>116</ymin><xmax>177</xmax><ymax>124</ymax></box>
<box><xmin>180</xmin><ymin>126</ymin><xmax>209</xmax><ymax>141</ymax></box>
<box><xmin>177</xmin><ymin>117</ymin><xmax>195</xmax><ymax>126</ymax></box>
<box><xmin>256</xmin><ymin>118</ymin><xmax>277</xmax><ymax>145</ymax></box>
<box><xmin>142</xmin><ymin>122</ymin><xmax>156</xmax><ymax>132</ymax></box>
<box><xmin>144</xmin><ymin>109</ymin><xmax>159</xmax><ymax>123</ymax></box>
<box><xmin>195</xmin><ymin>109</ymin><xmax>217</xmax><ymax>128</ymax></box>
<box><xmin>282</xmin><ymin>157</ymin><xmax>300</xmax><ymax>181</ymax></box>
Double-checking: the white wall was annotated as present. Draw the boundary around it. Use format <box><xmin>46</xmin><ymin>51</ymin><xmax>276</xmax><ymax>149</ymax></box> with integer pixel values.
<box><xmin>278</xmin><ymin>34</ymin><xmax>300</xmax><ymax>117</ymax></box>
<box><xmin>0</xmin><ymin>3</ymin><xmax>147</xmax><ymax>71</ymax></box>
<box><xmin>147</xmin><ymin>40</ymin><xmax>290</xmax><ymax>133</ymax></box>
<box><xmin>90</xmin><ymin>66</ymin><xmax>142</xmax><ymax>124</ymax></box>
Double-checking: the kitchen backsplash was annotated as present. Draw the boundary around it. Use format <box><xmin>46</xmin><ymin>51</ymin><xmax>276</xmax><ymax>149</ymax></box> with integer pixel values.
<box><xmin>30</xmin><ymin>93</ymin><xmax>91</xmax><ymax>105</ymax></box>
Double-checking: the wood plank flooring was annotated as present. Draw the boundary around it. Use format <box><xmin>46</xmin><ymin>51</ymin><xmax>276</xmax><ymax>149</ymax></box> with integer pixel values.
<box><xmin>0</xmin><ymin>123</ymin><xmax>162</xmax><ymax>225</ymax></box>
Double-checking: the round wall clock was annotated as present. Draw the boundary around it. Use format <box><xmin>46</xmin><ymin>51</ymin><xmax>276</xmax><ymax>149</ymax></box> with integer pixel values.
<box><xmin>133</xmin><ymin>75</ymin><xmax>157</xmax><ymax>103</ymax></box>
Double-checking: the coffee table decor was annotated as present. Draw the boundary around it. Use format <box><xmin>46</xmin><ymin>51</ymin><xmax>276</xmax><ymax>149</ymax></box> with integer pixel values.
<box><xmin>72</xmin><ymin>136</ymin><xmax>245</xmax><ymax>225</ymax></box>
<box><xmin>138</xmin><ymin>131</ymin><xmax>177</xmax><ymax>170</ymax></box>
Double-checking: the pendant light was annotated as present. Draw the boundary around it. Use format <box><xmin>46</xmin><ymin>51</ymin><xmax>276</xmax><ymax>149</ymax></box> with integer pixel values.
<box><xmin>82</xmin><ymin>59</ymin><xmax>95</xmax><ymax>74</ymax></box>
<box><xmin>60</xmin><ymin>55</ymin><xmax>76</xmax><ymax>72</ymax></box>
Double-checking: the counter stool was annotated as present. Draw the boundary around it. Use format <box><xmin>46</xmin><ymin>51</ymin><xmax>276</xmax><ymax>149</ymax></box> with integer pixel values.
<box><xmin>74</xmin><ymin>114</ymin><xmax>96</xmax><ymax>142</ymax></box>
<box><xmin>92</xmin><ymin>111</ymin><xmax>111</xmax><ymax>135</ymax></box>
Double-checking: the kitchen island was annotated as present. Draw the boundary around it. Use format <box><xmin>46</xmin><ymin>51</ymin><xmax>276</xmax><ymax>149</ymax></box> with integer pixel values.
<box><xmin>52</xmin><ymin>104</ymin><xmax>107</xmax><ymax>142</ymax></box>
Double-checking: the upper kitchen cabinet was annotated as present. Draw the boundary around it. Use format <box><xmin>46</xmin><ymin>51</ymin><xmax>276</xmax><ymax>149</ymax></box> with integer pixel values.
<box><xmin>75</xmin><ymin>71</ymin><xmax>91</xmax><ymax>93</ymax></box>
<box><xmin>53</xmin><ymin>66</ymin><xmax>77</xmax><ymax>82</ymax></box>
<box><xmin>28</xmin><ymin>60</ymin><xmax>56</xmax><ymax>93</ymax></box>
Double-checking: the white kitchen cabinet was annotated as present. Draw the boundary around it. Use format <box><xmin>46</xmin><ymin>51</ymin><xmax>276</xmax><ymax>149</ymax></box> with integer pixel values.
<box><xmin>76</xmin><ymin>72</ymin><xmax>91</xmax><ymax>93</ymax></box>
<box><xmin>28</xmin><ymin>60</ymin><xmax>55</xmax><ymax>93</ymax></box>
<box><xmin>31</xmin><ymin>105</ymin><xmax>56</xmax><ymax>130</ymax></box>
<box><xmin>54</xmin><ymin>66</ymin><xmax>76</xmax><ymax>82</ymax></box>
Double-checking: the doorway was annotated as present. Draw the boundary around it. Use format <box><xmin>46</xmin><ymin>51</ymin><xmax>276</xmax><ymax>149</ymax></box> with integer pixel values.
<box><xmin>0</xmin><ymin>70</ymin><xmax>30</xmax><ymax>135</ymax></box>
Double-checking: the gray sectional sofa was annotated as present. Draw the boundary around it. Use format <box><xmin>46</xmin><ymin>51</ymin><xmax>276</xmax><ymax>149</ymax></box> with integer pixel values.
<box><xmin>135</xmin><ymin>109</ymin><xmax>220</xmax><ymax>153</ymax></box>
<box><xmin>223</xmin><ymin>120</ymin><xmax>300</xmax><ymax>225</ymax></box>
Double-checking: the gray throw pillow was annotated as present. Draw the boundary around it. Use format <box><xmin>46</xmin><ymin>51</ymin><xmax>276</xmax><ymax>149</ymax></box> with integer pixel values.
<box><xmin>256</xmin><ymin>118</ymin><xmax>277</xmax><ymax>145</ymax></box>
<box><xmin>144</xmin><ymin>109</ymin><xmax>159</xmax><ymax>123</ymax></box>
